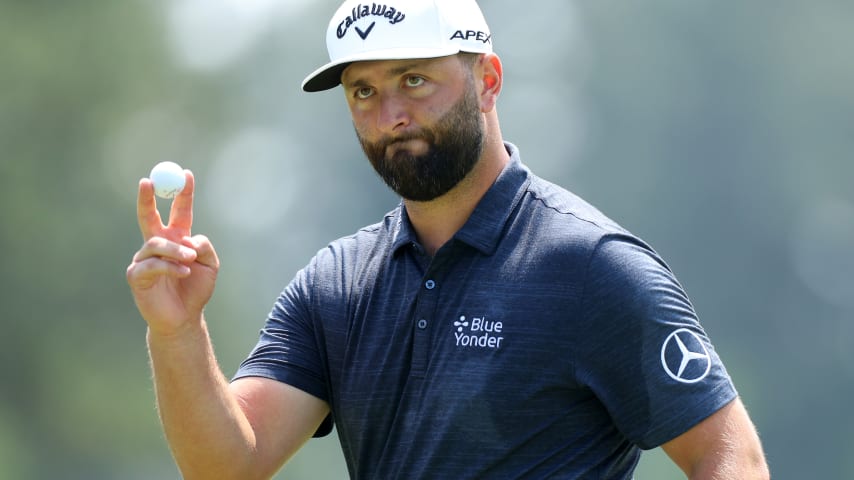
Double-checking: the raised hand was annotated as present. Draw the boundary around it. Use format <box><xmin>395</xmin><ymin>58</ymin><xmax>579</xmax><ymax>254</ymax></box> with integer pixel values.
<box><xmin>126</xmin><ymin>170</ymin><xmax>220</xmax><ymax>337</ymax></box>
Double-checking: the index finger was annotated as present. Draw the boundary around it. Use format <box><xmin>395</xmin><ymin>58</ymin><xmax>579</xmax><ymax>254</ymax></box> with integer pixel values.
<box><xmin>167</xmin><ymin>170</ymin><xmax>194</xmax><ymax>232</ymax></box>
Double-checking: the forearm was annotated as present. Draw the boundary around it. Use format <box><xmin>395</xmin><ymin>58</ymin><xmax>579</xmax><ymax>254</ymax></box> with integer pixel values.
<box><xmin>147</xmin><ymin>316</ymin><xmax>257</xmax><ymax>479</ymax></box>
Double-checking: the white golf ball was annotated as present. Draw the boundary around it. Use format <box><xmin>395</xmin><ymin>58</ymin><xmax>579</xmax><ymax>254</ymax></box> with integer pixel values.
<box><xmin>149</xmin><ymin>161</ymin><xmax>186</xmax><ymax>199</ymax></box>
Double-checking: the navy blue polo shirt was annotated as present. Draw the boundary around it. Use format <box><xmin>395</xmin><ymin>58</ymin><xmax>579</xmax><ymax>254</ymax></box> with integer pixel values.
<box><xmin>234</xmin><ymin>142</ymin><xmax>737</xmax><ymax>479</ymax></box>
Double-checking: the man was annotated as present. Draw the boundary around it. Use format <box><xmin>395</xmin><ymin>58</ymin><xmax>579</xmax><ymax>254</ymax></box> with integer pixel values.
<box><xmin>127</xmin><ymin>0</ymin><xmax>769</xmax><ymax>478</ymax></box>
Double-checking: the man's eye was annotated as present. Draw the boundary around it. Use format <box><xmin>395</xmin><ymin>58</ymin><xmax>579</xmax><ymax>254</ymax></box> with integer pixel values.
<box><xmin>355</xmin><ymin>87</ymin><xmax>374</xmax><ymax>99</ymax></box>
<box><xmin>405</xmin><ymin>76</ymin><xmax>425</xmax><ymax>87</ymax></box>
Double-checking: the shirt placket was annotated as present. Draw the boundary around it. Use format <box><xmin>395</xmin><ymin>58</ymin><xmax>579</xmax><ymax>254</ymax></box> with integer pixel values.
<box><xmin>411</xmin><ymin>273</ymin><xmax>439</xmax><ymax>378</ymax></box>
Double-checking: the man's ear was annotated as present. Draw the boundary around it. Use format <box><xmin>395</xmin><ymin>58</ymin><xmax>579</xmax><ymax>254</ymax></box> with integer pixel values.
<box><xmin>479</xmin><ymin>53</ymin><xmax>503</xmax><ymax>112</ymax></box>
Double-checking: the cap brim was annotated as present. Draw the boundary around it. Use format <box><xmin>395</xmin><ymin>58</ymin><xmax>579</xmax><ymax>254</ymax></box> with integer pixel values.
<box><xmin>301</xmin><ymin>61</ymin><xmax>352</xmax><ymax>93</ymax></box>
<box><xmin>301</xmin><ymin>46</ymin><xmax>461</xmax><ymax>92</ymax></box>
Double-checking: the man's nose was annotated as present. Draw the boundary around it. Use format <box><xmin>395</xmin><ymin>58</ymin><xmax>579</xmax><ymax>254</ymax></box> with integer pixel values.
<box><xmin>376</xmin><ymin>92</ymin><xmax>411</xmax><ymax>134</ymax></box>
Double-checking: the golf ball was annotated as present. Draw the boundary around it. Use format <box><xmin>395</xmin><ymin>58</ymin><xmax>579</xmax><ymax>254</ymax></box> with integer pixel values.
<box><xmin>149</xmin><ymin>161</ymin><xmax>186</xmax><ymax>199</ymax></box>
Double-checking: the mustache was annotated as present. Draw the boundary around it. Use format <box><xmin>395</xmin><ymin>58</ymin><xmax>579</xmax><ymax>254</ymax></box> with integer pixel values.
<box><xmin>376</xmin><ymin>128</ymin><xmax>436</xmax><ymax>150</ymax></box>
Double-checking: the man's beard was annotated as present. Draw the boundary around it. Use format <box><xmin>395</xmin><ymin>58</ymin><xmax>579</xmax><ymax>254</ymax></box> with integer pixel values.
<box><xmin>356</xmin><ymin>85</ymin><xmax>484</xmax><ymax>202</ymax></box>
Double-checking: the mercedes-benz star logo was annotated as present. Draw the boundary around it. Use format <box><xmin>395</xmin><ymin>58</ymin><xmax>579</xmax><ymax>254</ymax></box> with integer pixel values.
<box><xmin>660</xmin><ymin>328</ymin><xmax>712</xmax><ymax>384</ymax></box>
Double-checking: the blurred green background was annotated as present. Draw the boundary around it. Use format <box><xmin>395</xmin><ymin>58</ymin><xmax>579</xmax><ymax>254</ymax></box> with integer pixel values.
<box><xmin>2</xmin><ymin>0</ymin><xmax>852</xmax><ymax>478</ymax></box>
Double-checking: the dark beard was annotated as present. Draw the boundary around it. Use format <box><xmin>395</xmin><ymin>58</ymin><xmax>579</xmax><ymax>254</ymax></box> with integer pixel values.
<box><xmin>356</xmin><ymin>85</ymin><xmax>484</xmax><ymax>202</ymax></box>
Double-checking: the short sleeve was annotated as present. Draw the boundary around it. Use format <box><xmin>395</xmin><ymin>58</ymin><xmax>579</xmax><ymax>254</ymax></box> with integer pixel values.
<box><xmin>232</xmin><ymin>260</ymin><xmax>333</xmax><ymax>436</ymax></box>
<box><xmin>576</xmin><ymin>234</ymin><xmax>737</xmax><ymax>449</ymax></box>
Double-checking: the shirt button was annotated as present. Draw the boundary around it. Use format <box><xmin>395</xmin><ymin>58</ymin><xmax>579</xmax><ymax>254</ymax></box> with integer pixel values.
<box><xmin>417</xmin><ymin>319</ymin><xmax>428</xmax><ymax>329</ymax></box>
<box><xmin>425</xmin><ymin>279</ymin><xmax>436</xmax><ymax>290</ymax></box>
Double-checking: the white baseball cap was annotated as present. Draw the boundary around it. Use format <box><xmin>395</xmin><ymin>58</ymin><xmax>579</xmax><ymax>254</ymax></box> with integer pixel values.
<box><xmin>302</xmin><ymin>0</ymin><xmax>493</xmax><ymax>92</ymax></box>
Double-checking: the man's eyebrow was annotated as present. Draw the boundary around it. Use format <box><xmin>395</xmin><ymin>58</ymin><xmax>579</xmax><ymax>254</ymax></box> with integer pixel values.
<box><xmin>386</xmin><ymin>62</ymin><xmax>422</xmax><ymax>76</ymax></box>
<box><xmin>343</xmin><ymin>77</ymin><xmax>371</xmax><ymax>90</ymax></box>
<box><xmin>343</xmin><ymin>60</ymin><xmax>432</xmax><ymax>88</ymax></box>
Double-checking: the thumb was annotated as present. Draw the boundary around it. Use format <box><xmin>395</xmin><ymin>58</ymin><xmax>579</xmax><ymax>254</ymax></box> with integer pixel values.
<box><xmin>183</xmin><ymin>235</ymin><xmax>220</xmax><ymax>271</ymax></box>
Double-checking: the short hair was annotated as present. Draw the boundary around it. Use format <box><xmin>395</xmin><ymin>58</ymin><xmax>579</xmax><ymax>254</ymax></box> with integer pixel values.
<box><xmin>457</xmin><ymin>52</ymin><xmax>482</xmax><ymax>68</ymax></box>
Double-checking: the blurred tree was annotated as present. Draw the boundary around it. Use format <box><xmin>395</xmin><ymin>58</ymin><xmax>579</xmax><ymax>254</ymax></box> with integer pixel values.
<box><xmin>0</xmin><ymin>1</ymin><xmax>234</xmax><ymax>477</ymax></box>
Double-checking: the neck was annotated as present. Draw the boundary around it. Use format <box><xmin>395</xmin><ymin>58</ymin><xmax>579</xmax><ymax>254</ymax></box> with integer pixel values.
<box><xmin>404</xmin><ymin>129</ymin><xmax>509</xmax><ymax>256</ymax></box>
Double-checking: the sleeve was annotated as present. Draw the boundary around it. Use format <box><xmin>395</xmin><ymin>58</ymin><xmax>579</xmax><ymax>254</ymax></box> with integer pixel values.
<box><xmin>576</xmin><ymin>233</ymin><xmax>738</xmax><ymax>450</ymax></box>
<box><xmin>232</xmin><ymin>257</ymin><xmax>334</xmax><ymax>436</ymax></box>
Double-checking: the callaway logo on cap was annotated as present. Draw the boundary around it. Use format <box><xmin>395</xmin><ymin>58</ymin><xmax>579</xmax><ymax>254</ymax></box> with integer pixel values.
<box><xmin>302</xmin><ymin>0</ymin><xmax>493</xmax><ymax>92</ymax></box>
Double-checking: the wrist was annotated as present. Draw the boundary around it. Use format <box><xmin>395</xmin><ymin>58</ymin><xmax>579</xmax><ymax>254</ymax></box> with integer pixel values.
<box><xmin>146</xmin><ymin>315</ymin><xmax>208</xmax><ymax>348</ymax></box>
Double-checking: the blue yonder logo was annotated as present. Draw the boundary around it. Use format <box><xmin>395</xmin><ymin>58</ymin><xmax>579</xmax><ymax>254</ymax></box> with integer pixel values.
<box><xmin>453</xmin><ymin>315</ymin><xmax>504</xmax><ymax>349</ymax></box>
